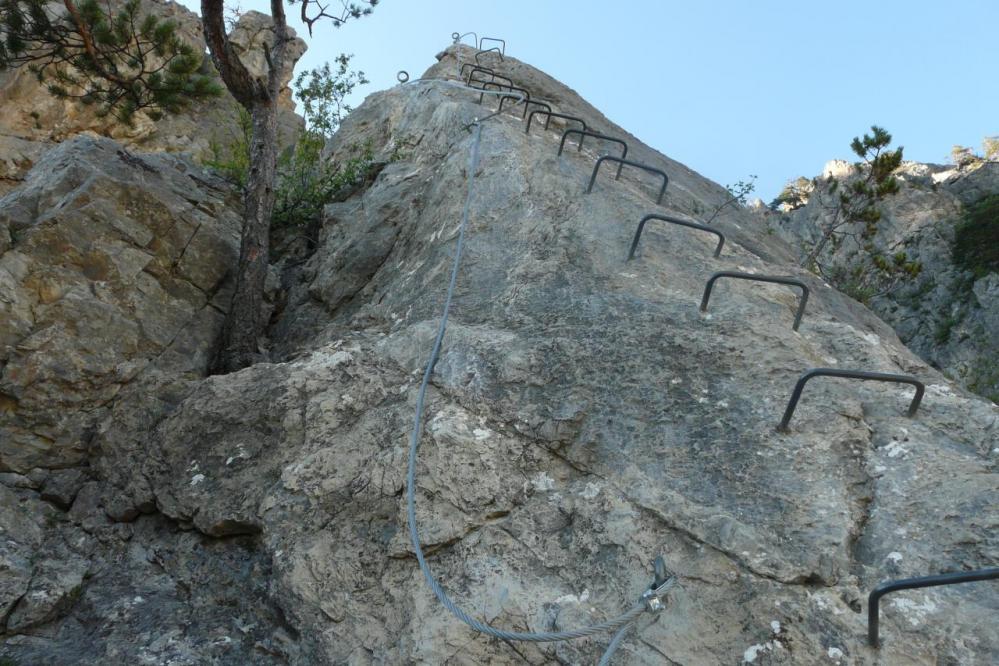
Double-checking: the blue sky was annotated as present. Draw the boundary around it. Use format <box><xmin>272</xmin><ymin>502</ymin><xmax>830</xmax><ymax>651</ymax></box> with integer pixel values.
<box><xmin>178</xmin><ymin>0</ymin><xmax>998</xmax><ymax>200</ymax></box>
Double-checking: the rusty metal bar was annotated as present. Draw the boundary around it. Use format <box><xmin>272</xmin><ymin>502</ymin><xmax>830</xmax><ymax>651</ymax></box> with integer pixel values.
<box><xmin>478</xmin><ymin>37</ymin><xmax>506</xmax><ymax>54</ymax></box>
<box><xmin>525</xmin><ymin>110</ymin><xmax>587</xmax><ymax>135</ymax></box>
<box><xmin>586</xmin><ymin>156</ymin><xmax>668</xmax><ymax>205</ymax></box>
<box><xmin>778</xmin><ymin>368</ymin><xmax>925</xmax><ymax>432</ymax></box>
<box><xmin>700</xmin><ymin>271</ymin><xmax>808</xmax><ymax>331</ymax></box>
<box><xmin>869</xmin><ymin>568</ymin><xmax>999</xmax><ymax>647</ymax></box>
<box><xmin>628</xmin><ymin>214</ymin><xmax>725</xmax><ymax>260</ymax></box>
<box><xmin>558</xmin><ymin>129</ymin><xmax>629</xmax><ymax>178</ymax></box>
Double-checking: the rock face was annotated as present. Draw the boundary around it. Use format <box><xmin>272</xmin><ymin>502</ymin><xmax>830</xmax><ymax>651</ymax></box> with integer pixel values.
<box><xmin>776</xmin><ymin>160</ymin><xmax>999</xmax><ymax>403</ymax></box>
<box><xmin>0</xmin><ymin>136</ymin><xmax>241</xmax><ymax>474</ymax></box>
<box><xmin>0</xmin><ymin>0</ymin><xmax>302</xmax><ymax>195</ymax></box>
<box><xmin>3</xmin><ymin>44</ymin><xmax>998</xmax><ymax>665</ymax></box>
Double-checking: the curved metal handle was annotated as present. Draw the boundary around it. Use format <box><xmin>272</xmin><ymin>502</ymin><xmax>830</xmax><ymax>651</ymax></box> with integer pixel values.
<box><xmin>520</xmin><ymin>98</ymin><xmax>553</xmax><ymax>120</ymax></box>
<box><xmin>778</xmin><ymin>367</ymin><xmax>924</xmax><ymax>432</ymax></box>
<box><xmin>700</xmin><ymin>271</ymin><xmax>809</xmax><ymax>331</ymax></box>
<box><xmin>629</xmin><ymin>214</ymin><xmax>725</xmax><ymax>260</ymax></box>
<box><xmin>869</xmin><ymin>568</ymin><xmax>999</xmax><ymax>647</ymax></box>
<box><xmin>475</xmin><ymin>47</ymin><xmax>504</xmax><ymax>63</ymax></box>
<box><xmin>525</xmin><ymin>110</ymin><xmax>587</xmax><ymax>135</ymax></box>
<box><xmin>463</xmin><ymin>65</ymin><xmax>513</xmax><ymax>88</ymax></box>
<box><xmin>558</xmin><ymin>129</ymin><xmax>629</xmax><ymax>178</ymax></box>
<box><xmin>586</xmin><ymin>156</ymin><xmax>669</xmax><ymax>205</ymax></box>
<box><xmin>478</xmin><ymin>36</ymin><xmax>506</xmax><ymax>54</ymax></box>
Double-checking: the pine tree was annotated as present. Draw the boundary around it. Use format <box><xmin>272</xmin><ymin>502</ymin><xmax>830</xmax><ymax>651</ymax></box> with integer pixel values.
<box><xmin>803</xmin><ymin>127</ymin><xmax>902</xmax><ymax>267</ymax></box>
<box><xmin>0</xmin><ymin>0</ymin><xmax>221</xmax><ymax>123</ymax></box>
<box><xmin>1</xmin><ymin>0</ymin><xmax>377</xmax><ymax>373</ymax></box>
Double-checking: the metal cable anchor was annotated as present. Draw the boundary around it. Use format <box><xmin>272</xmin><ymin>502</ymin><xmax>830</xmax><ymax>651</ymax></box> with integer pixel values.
<box><xmin>642</xmin><ymin>557</ymin><xmax>675</xmax><ymax>612</ymax></box>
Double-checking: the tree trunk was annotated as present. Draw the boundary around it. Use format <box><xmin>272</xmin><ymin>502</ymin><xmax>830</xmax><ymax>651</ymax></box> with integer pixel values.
<box><xmin>215</xmin><ymin>99</ymin><xmax>279</xmax><ymax>372</ymax></box>
<box><xmin>802</xmin><ymin>227</ymin><xmax>832</xmax><ymax>270</ymax></box>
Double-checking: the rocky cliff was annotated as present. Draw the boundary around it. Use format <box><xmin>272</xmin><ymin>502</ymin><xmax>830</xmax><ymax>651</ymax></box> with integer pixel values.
<box><xmin>0</xmin><ymin>0</ymin><xmax>302</xmax><ymax>197</ymax></box>
<box><xmin>773</xmin><ymin>160</ymin><xmax>999</xmax><ymax>404</ymax></box>
<box><xmin>2</xmin><ymin>43</ymin><xmax>997</xmax><ymax>665</ymax></box>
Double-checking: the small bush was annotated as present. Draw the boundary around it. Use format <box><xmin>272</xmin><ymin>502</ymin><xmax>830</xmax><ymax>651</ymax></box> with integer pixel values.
<box><xmin>953</xmin><ymin>194</ymin><xmax>999</xmax><ymax>278</ymax></box>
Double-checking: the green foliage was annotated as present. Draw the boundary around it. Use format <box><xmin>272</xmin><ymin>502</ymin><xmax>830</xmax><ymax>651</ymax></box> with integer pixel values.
<box><xmin>950</xmin><ymin>136</ymin><xmax>999</xmax><ymax>166</ymax></box>
<box><xmin>293</xmin><ymin>54</ymin><xmax>368</xmax><ymax>138</ymax></box>
<box><xmin>207</xmin><ymin>54</ymin><xmax>377</xmax><ymax>234</ymax></box>
<box><xmin>272</xmin><ymin>137</ymin><xmax>374</xmax><ymax>232</ymax></box>
<box><xmin>934</xmin><ymin>313</ymin><xmax>960</xmax><ymax>344</ymax></box>
<box><xmin>953</xmin><ymin>194</ymin><xmax>999</xmax><ymax>278</ymax></box>
<box><xmin>806</xmin><ymin>126</ymin><xmax>916</xmax><ymax>300</ymax></box>
<box><xmin>703</xmin><ymin>174</ymin><xmax>756</xmax><ymax>223</ymax></box>
<box><xmin>205</xmin><ymin>107</ymin><xmax>253</xmax><ymax>188</ymax></box>
<box><xmin>0</xmin><ymin>0</ymin><xmax>220</xmax><ymax>123</ymax></box>
<box><xmin>769</xmin><ymin>176</ymin><xmax>811</xmax><ymax>211</ymax></box>
<box><xmin>985</xmin><ymin>136</ymin><xmax>999</xmax><ymax>162</ymax></box>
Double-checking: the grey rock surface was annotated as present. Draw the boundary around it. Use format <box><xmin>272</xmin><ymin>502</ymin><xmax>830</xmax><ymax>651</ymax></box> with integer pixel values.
<box><xmin>0</xmin><ymin>136</ymin><xmax>241</xmax><ymax>473</ymax></box>
<box><xmin>776</xmin><ymin>160</ymin><xmax>999</xmax><ymax>403</ymax></box>
<box><xmin>2</xmin><ymin>43</ymin><xmax>997</xmax><ymax>665</ymax></box>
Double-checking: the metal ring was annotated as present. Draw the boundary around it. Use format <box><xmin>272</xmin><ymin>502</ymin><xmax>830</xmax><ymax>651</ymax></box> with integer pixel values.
<box><xmin>397</xmin><ymin>71</ymin><xmax>410</xmax><ymax>83</ymax></box>
<box><xmin>451</xmin><ymin>32</ymin><xmax>460</xmax><ymax>41</ymax></box>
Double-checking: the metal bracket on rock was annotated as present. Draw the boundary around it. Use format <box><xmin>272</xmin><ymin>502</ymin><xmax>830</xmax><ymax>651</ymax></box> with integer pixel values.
<box><xmin>479</xmin><ymin>37</ymin><xmax>506</xmax><ymax>54</ymax></box>
<box><xmin>700</xmin><ymin>271</ymin><xmax>808</xmax><ymax>330</ymax></box>
<box><xmin>868</xmin><ymin>568</ymin><xmax>999</xmax><ymax>647</ymax></box>
<box><xmin>586</xmin><ymin>156</ymin><xmax>669</xmax><ymax>205</ymax></box>
<box><xmin>778</xmin><ymin>368</ymin><xmax>924</xmax><ymax>432</ymax></box>
<box><xmin>629</xmin><ymin>214</ymin><xmax>725</xmax><ymax>260</ymax></box>
<box><xmin>525</xmin><ymin>110</ymin><xmax>587</xmax><ymax>135</ymax></box>
<box><xmin>559</xmin><ymin>129</ymin><xmax>629</xmax><ymax>177</ymax></box>
<box><xmin>466</xmin><ymin>66</ymin><xmax>514</xmax><ymax>88</ymax></box>
<box><xmin>475</xmin><ymin>47</ymin><xmax>504</xmax><ymax>63</ymax></box>
<box><xmin>642</xmin><ymin>557</ymin><xmax>675</xmax><ymax>613</ymax></box>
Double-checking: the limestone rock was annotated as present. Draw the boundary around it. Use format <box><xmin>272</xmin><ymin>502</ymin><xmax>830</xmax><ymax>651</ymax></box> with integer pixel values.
<box><xmin>0</xmin><ymin>136</ymin><xmax>242</xmax><ymax>473</ymax></box>
<box><xmin>227</xmin><ymin>11</ymin><xmax>308</xmax><ymax>91</ymax></box>
<box><xmin>778</xmin><ymin>161</ymin><xmax>999</xmax><ymax>402</ymax></box>
<box><xmin>3</xmin><ymin>42</ymin><xmax>998</xmax><ymax>665</ymax></box>
<box><xmin>0</xmin><ymin>0</ymin><xmax>303</xmax><ymax>192</ymax></box>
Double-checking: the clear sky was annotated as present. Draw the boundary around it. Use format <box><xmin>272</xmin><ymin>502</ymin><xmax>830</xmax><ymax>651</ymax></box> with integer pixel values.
<box><xmin>178</xmin><ymin>0</ymin><xmax>998</xmax><ymax>200</ymax></box>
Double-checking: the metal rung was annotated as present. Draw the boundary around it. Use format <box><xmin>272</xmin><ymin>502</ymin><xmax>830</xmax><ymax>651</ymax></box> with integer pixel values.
<box><xmin>475</xmin><ymin>47</ymin><xmax>504</xmax><ymax>64</ymax></box>
<box><xmin>476</xmin><ymin>81</ymin><xmax>530</xmax><ymax>107</ymax></box>
<box><xmin>525</xmin><ymin>110</ymin><xmax>587</xmax><ymax>135</ymax></box>
<box><xmin>869</xmin><ymin>568</ymin><xmax>999</xmax><ymax>647</ymax></box>
<box><xmin>700</xmin><ymin>271</ymin><xmax>808</xmax><ymax>331</ymax></box>
<box><xmin>778</xmin><ymin>368</ymin><xmax>924</xmax><ymax>432</ymax></box>
<box><xmin>452</xmin><ymin>31</ymin><xmax>478</xmax><ymax>47</ymax></box>
<box><xmin>586</xmin><ymin>156</ymin><xmax>668</xmax><ymax>205</ymax></box>
<box><xmin>519</xmin><ymin>99</ymin><xmax>552</xmax><ymax>120</ymax></box>
<box><xmin>478</xmin><ymin>37</ymin><xmax>506</xmax><ymax>54</ymax></box>
<box><xmin>629</xmin><ymin>214</ymin><xmax>725</xmax><ymax>260</ymax></box>
<box><xmin>465</xmin><ymin>66</ymin><xmax>514</xmax><ymax>88</ymax></box>
<box><xmin>559</xmin><ymin>129</ymin><xmax>629</xmax><ymax>178</ymax></box>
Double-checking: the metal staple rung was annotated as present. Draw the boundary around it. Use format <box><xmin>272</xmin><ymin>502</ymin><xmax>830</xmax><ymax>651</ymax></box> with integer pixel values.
<box><xmin>778</xmin><ymin>367</ymin><xmax>924</xmax><ymax>432</ymax></box>
<box><xmin>558</xmin><ymin>129</ymin><xmax>629</xmax><ymax>178</ymax></box>
<box><xmin>475</xmin><ymin>46</ymin><xmax>504</xmax><ymax>63</ymax></box>
<box><xmin>700</xmin><ymin>271</ymin><xmax>808</xmax><ymax>330</ymax></box>
<box><xmin>629</xmin><ymin>214</ymin><xmax>725</xmax><ymax>260</ymax></box>
<box><xmin>526</xmin><ymin>110</ymin><xmax>587</xmax><ymax>135</ymax></box>
<box><xmin>868</xmin><ymin>568</ymin><xmax>999</xmax><ymax>647</ymax></box>
<box><xmin>478</xmin><ymin>36</ymin><xmax>506</xmax><ymax>54</ymax></box>
<box><xmin>586</xmin><ymin>156</ymin><xmax>669</xmax><ymax>206</ymax></box>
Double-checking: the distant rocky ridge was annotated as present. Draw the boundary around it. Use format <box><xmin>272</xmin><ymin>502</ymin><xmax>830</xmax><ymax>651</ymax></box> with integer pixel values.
<box><xmin>1</xmin><ymin>38</ymin><xmax>997</xmax><ymax>666</ymax></box>
<box><xmin>770</xmin><ymin>160</ymin><xmax>999</xmax><ymax>403</ymax></box>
